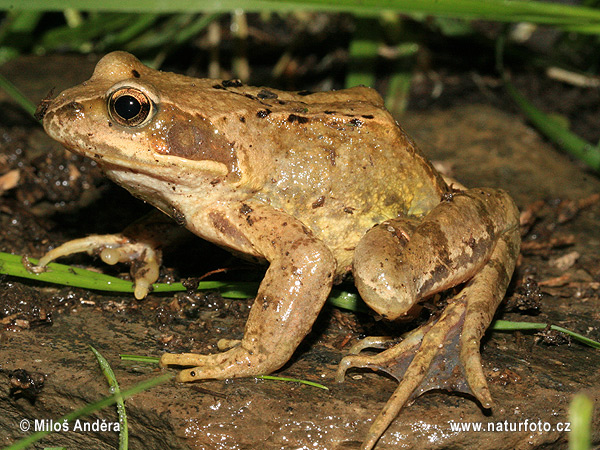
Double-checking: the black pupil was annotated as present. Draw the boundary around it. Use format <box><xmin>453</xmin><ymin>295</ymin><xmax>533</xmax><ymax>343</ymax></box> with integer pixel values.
<box><xmin>114</xmin><ymin>95</ymin><xmax>141</xmax><ymax>120</ymax></box>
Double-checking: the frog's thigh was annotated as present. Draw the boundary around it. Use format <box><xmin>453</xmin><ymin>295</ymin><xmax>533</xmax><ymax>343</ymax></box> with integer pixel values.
<box><xmin>353</xmin><ymin>187</ymin><xmax>519</xmax><ymax>320</ymax></box>
<box><xmin>345</xmin><ymin>188</ymin><xmax>520</xmax><ymax>450</ymax></box>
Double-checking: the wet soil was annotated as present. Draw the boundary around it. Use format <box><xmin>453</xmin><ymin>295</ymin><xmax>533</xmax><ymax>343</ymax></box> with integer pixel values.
<box><xmin>1</xmin><ymin>53</ymin><xmax>599</xmax><ymax>450</ymax></box>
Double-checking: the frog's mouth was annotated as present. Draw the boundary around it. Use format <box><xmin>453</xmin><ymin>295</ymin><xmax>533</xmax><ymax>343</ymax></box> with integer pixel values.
<box><xmin>43</xmin><ymin>107</ymin><xmax>231</xmax><ymax>183</ymax></box>
<box><xmin>56</xmin><ymin>133</ymin><xmax>233</xmax><ymax>195</ymax></box>
<box><xmin>60</xmin><ymin>137</ymin><xmax>231</xmax><ymax>182</ymax></box>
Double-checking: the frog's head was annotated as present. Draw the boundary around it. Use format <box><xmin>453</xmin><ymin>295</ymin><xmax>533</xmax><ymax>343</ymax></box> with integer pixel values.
<box><xmin>41</xmin><ymin>52</ymin><xmax>244</xmax><ymax>202</ymax></box>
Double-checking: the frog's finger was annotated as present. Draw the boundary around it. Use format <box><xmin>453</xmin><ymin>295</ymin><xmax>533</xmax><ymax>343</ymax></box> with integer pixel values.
<box><xmin>35</xmin><ymin>234</ymin><xmax>161</xmax><ymax>299</ymax></box>
<box><xmin>36</xmin><ymin>235</ymin><xmax>126</xmax><ymax>268</ymax></box>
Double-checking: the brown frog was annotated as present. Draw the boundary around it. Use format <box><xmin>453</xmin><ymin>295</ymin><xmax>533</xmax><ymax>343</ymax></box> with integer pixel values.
<box><xmin>37</xmin><ymin>51</ymin><xmax>520</xmax><ymax>449</ymax></box>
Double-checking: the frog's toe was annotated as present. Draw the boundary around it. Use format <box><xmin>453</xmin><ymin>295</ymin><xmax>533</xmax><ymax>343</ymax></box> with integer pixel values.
<box><xmin>160</xmin><ymin>352</ymin><xmax>206</xmax><ymax>368</ymax></box>
<box><xmin>338</xmin><ymin>297</ymin><xmax>491</xmax><ymax>450</ymax></box>
<box><xmin>161</xmin><ymin>346</ymin><xmax>281</xmax><ymax>381</ymax></box>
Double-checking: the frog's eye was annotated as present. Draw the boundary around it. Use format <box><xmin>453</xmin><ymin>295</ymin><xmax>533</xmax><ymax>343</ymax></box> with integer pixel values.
<box><xmin>108</xmin><ymin>87</ymin><xmax>153</xmax><ymax>127</ymax></box>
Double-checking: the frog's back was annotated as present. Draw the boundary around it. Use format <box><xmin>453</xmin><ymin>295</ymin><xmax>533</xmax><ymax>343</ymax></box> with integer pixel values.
<box><xmin>235</xmin><ymin>85</ymin><xmax>448</xmax><ymax>267</ymax></box>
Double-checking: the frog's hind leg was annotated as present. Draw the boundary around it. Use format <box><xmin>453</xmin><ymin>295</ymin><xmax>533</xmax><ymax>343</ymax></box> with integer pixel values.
<box><xmin>338</xmin><ymin>188</ymin><xmax>520</xmax><ymax>450</ymax></box>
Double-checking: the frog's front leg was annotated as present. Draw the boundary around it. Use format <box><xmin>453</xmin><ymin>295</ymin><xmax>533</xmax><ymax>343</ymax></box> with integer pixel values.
<box><xmin>338</xmin><ymin>188</ymin><xmax>520</xmax><ymax>450</ymax></box>
<box><xmin>160</xmin><ymin>204</ymin><xmax>336</xmax><ymax>381</ymax></box>
<box><xmin>34</xmin><ymin>210</ymin><xmax>187</xmax><ymax>299</ymax></box>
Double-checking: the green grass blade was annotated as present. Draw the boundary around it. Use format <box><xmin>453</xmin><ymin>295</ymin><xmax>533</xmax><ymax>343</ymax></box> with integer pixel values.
<box><xmin>327</xmin><ymin>289</ymin><xmax>369</xmax><ymax>313</ymax></box>
<box><xmin>0</xmin><ymin>252</ymin><xmax>136</xmax><ymax>291</ymax></box>
<box><xmin>346</xmin><ymin>17</ymin><xmax>380</xmax><ymax>89</ymax></box>
<box><xmin>569</xmin><ymin>393</ymin><xmax>593</xmax><ymax>450</ymax></box>
<box><xmin>90</xmin><ymin>346</ymin><xmax>128</xmax><ymax>450</ymax></box>
<box><xmin>256</xmin><ymin>375</ymin><xmax>329</xmax><ymax>390</ymax></box>
<box><xmin>101</xmin><ymin>13</ymin><xmax>161</xmax><ymax>49</ymax></box>
<box><xmin>120</xmin><ymin>355</ymin><xmax>160</xmax><ymax>363</ymax></box>
<box><xmin>0</xmin><ymin>73</ymin><xmax>37</xmax><ymax>116</ymax></box>
<box><xmin>40</xmin><ymin>13</ymin><xmax>132</xmax><ymax>50</ymax></box>
<box><xmin>124</xmin><ymin>14</ymin><xmax>196</xmax><ymax>53</ymax></box>
<box><xmin>6</xmin><ymin>0</ymin><xmax>600</xmax><ymax>27</ymax></box>
<box><xmin>491</xmin><ymin>319</ymin><xmax>600</xmax><ymax>349</ymax></box>
<box><xmin>2</xmin><ymin>373</ymin><xmax>172</xmax><ymax>450</ymax></box>
<box><xmin>504</xmin><ymin>80</ymin><xmax>600</xmax><ymax>172</ymax></box>
<box><xmin>170</xmin><ymin>13</ymin><xmax>219</xmax><ymax>46</ymax></box>
<box><xmin>0</xmin><ymin>251</ymin><xmax>258</xmax><ymax>298</ymax></box>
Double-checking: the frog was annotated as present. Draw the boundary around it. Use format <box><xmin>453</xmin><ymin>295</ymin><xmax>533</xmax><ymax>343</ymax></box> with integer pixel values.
<box><xmin>36</xmin><ymin>51</ymin><xmax>520</xmax><ymax>450</ymax></box>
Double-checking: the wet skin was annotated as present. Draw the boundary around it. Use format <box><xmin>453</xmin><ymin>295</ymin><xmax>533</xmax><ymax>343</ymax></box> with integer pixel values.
<box><xmin>38</xmin><ymin>52</ymin><xmax>520</xmax><ymax>449</ymax></box>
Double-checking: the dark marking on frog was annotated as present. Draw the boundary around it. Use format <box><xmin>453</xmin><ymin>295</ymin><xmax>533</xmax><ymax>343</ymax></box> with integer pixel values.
<box><xmin>312</xmin><ymin>196</ymin><xmax>325</xmax><ymax>208</ymax></box>
<box><xmin>456</xmin><ymin>236</ymin><xmax>493</xmax><ymax>271</ymax></box>
<box><xmin>361</xmin><ymin>114</ymin><xmax>374</xmax><ymax>119</ymax></box>
<box><xmin>212</xmin><ymin>84</ymin><xmax>225</xmax><ymax>90</ymax></box>
<box><xmin>240</xmin><ymin>203</ymin><xmax>253</xmax><ymax>215</ymax></box>
<box><xmin>239</xmin><ymin>116</ymin><xmax>246</xmax><ymax>123</ymax></box>
<box><xmin>288</xmin><ymin>114</ymin><xmax>309</xmax><ymax>124</ymax></box>
<box><xmin>471</xmin><ymin>193</ymin><xmax>497</xmax><ymax>238</ymax></box>
<box><xmin>131</xmin><ymin>259</ymin><xmax>153</xmax><ymax>285</ymax></box>
<box><xmin>383</xmin><ymin>193</ymin><xmax>401</xmax><ymax>207</ymax></box>
<box><xmin>343</xmin><ymin>206</ymin><xmax>355</xmax><ymax>214</ymax></box>
<box><xmin>442</xmin><ymin>191</ymin><xmax>455</xmax><ymax>202</ymax></box>
<box><xmin>258</xmin><ymin>89</ymin><xmax>278</xmax><ymax>99</ymax></box>
<box><xmin>164</xmin><ymin>119</ymin><xmax>238</xmax><ymax>172</ymax></box>
<box><xmin>222</xmin><ymin>79</ymin><xmax>243</xmax><ymax>88</ymax></box>
<box><xmin>324</xmin><ymin>148</ymin><xmax>336</xmax><ymax>166</ymax></box>
<box><xmin>257</xmin><ymin>109</ymin><xmax>272</xmax><ymax>118</ymax></box>
<box><xmin>349</xmin><ymin>118</ymin><xmax>363</xmax><ymax>127</ymax></box>
<box><xmin>220</xmin><ymin>89</ymin><xmax>275</xmax><ymax>109</ymax></box>
<box><xmin>260</xmin><ymin>294</ymin><xmax>271</xmax><ymax>311</ymax></box>
<box><xmin>415</xmin><ymin>221</ymin><xmax>452</xmax><ymax>296</ymax></box>
<box><xmin>442</xmin><ymin>184</ymin><xmax>464</xmax><ymax>202</ymax></box>
<box><xmin>324</xmin><ymin>110</ymin><xmax>336</xmax><ymax>114</ymax></box>
<box><xmin>209</xmin><ymin>211</ymin><xmax>250</xmax><ymax>246</ymax></box>
<box><xmin>297</xmin><ymin>90</ymin><xmax>313</xmax><ymax>96</ymax></box>
<box><xmin>132</xmin><ymin>69</ymin><xmax>140</xmax><ymax>78</ymax></box>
